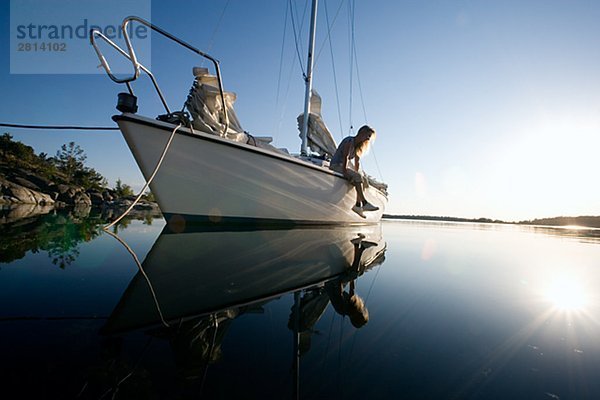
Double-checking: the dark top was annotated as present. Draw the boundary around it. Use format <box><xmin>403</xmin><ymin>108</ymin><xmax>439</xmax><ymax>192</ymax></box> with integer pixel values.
<box><xmin>329</xmin><ymin>136</ymin><xmax>356</xmax><ymax>169</ymax></box>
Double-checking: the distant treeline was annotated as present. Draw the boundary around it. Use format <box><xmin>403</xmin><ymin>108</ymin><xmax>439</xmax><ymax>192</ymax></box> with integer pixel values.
<box><xmin>384</xmin><ymin>214</ymin><xmax>600</xmax><ymax>229</ymax></box>
<box><xmin>518</xmin><ymin>216</ymin><xmax>600</xmax><ymax>229</ymax></box>
<box><xmin>383</xmin><ymin>215</ymin><xmax>507</xmax><ymax>224</ymax></box>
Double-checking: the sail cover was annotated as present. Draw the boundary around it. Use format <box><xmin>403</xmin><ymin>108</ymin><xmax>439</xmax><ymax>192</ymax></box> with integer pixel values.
<box><xmin>297</xmin><ymin>90</ymin><xmax>338</xmax><ymax>158</ymax></box>
<box><xmin>185</xmin><ymin>67</ymin><xmax>246</xmax><ymax>141</ymax></box>
<box><xmin>185</xmin><ymin>68</ymin><xmax>292</xmax><ymax>155</ymax></box>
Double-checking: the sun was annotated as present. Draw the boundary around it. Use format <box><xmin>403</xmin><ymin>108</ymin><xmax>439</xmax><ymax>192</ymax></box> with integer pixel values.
<box><xmin>545</xmin><ymin>278</ymin><xmax>587</xmax><ymax>311</ymax></box>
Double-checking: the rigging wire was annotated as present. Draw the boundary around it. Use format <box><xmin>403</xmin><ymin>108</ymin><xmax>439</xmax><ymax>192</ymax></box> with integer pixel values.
<box><xmin>343</xmin><ymin>0</ymin><xmax>385</xmax><ymax>182</ymax></box>
<box><xmin>347</xmin><ymin>0</ymin><xmax>356</xmax><ymax>134</ymax></box>
<box><xmin>289</xmin><ymin>0</ymin><xmax>309</xmax><ymax>78</ymax></box>
<box><xmin>204</xmin><ymin>0</ymin><xmax>231</xmax><ymax>56</ymax></box>
<box><xmin>0</xmin><ymin>122</ymin><xmax>118</xmax><ymax>130</ymax></box>
<box><xmin>370</xmin><ymin>142</ymin><xmax>385</xmax><ymax>182</ymax></box>
<box><xmin>314</xmin><ymin>0</ymin><xmax>345</xmax><ymax>64</ymax></box>
<box><xmin>274</xmin><ymin>0</ymin><xmax>309</xmax><ymax>138</ymax></box>
<box><xmin>198</xmin><ymin>0</ymin><xmax>231</xmax><ymax>69</ymax></box>
<box><xmin>323</xmin><ymin>0</ymin><xmax>345</xmax><ymax>140</ymax></box>
<box><xmin>337</xmin><ymin>312</ymin><xmax>345</xmax><ymax>394</ymax></box>
<box><xmin>274</xmin><ymin>53</ymin><xmax>298</xmax><ymax>138</ymax></box>
<box><xmin>275</xmin><ymin>3</ymin><xmax>303</xmax><ymax>137</ymax></box>
<box><xmin>199</xmin><ymin>314</ymin><xmax>220</xmax><ymax>395</ymax></box>
<box><xmin>353</xmin><ymin>40</ymin><xmax>369</xmax><ymax>124</ymax></box>
<box><xmin>321</xmin><ymin>305</ymin><xmax>337</xmax><ymax>366</ymax></box>
<box><xmin>352</xmin><ymin>35</ymin><xmax>385</xmax><ymax>181</ymax></box>
<box><xmin>275</xmin><ymin>0</ymin><xmax>290</xmax><ymax>108</ymax></box>
<box><xmin>96</xmin><ymin>336</ymin><xmax>155</xmax><ymax>400</ymax></box>
<box><xmin>347</xmin><ymin>257</ymin><xmax>385</xmax><ymax>367</ymax></box>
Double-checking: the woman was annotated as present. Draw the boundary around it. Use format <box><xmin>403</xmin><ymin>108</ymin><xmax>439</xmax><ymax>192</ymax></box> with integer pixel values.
<box><xmin>329</xmin><ymin>125</ymin><xmax>379</xmax><ymax>218</ymax></box>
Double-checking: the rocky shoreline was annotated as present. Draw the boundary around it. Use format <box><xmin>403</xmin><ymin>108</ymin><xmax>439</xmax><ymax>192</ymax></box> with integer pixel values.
<box><xmin>0</xmin><ymin>170</ymin><xmax>141</xmax><ymax>208</ymax></box>
<box><xmin>0</xmin><ymin>173</ymin><xmax>160</xmax><ymax>224</ymax></box>
<box><xmin>0</xmin><ymin>163</ymin><xmax>160</xmax><ymax>222</ymax></box>
<box><xmin>1</xmin><ymin>135</ymin><xmax>161</xmax><ymax>223</ymax></box>
<box><xmin>0</xmin><ymin>201</ymin><xmax>161</xmax><ymax>226</ymax></box>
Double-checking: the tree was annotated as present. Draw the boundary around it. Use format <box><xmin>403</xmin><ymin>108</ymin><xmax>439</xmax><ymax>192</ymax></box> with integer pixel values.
<box><xmin>53</xmin><ymin>142</ymin><xmax>106</xmax><ymax>190</ymax></box>
<box><xmin>114</xmin><ymin>178</ymin><xmax>134</xmax><ymax>197</ymax></box>
<box><xmin>1</xmin><ymin>135</ymin><xmax>109</xmax><ymax>191</ymax></box>
<box><xmin>73</xmin><ymin>166</ymin><xmax>107</xmax><ymax>190</ymax></box>
<box><xmin>0</xmin><ymin>133</ymin><xmax>13</xmax><ymax>157</ymax></box>
<box><xmin>143</xmin><ymin>190</ymin><xmax>155</xmax><ymax>202</ymax></box>
<box><xmin>55</xmin><ymin>142</ymin><xmax>87</xmax><ymax>182</ymax></box>
<box><xmin>1</xmin><ymin>133</ymin><xmax>36</xmax><ymax>166</ymax></box>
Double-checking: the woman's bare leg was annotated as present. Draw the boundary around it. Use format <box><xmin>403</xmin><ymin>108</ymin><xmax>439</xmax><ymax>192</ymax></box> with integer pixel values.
<box><xmin>354</xmin><ymin>182</ymin><xmax>366</xmax><ymax>205</ymax></box>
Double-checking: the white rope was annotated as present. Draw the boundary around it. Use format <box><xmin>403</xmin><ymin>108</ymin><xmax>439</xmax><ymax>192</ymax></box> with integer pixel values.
<box><xmin>103</xmin><ymin>122</ymin><xmax>182</xmax><ymax>230</ymax></box>
<box><xmin>103</xmin><ymin>229</ymin><xmax>171</xmax><ymax>329</ymax></box>
<box><xmin>99</xmin><ymin>122</ymin><xmax>182</xmax><ymax>329</ymax></box>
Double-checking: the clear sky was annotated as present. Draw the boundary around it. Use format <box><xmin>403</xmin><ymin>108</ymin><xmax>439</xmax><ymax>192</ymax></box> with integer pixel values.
<box><xmin>1</xmin><ymin>0</ymin><xmax>599</xmax><ymax>221</ymax></box>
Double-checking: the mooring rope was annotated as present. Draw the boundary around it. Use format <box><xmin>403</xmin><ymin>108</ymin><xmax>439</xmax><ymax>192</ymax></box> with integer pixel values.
<box><xmin>0</xmin><ymin>122</ymin><xmax>119</xmax><ymax>130</ymax></box>
<box><xmin>100</xmin><ymin>122</ymin><xmax>184</xmax><ymax>331</ymax></box>
<box><xmin>103</xmin><ymin>122</ymin><xmax>182</xmax><ymax>230</ymax></box>
<box><xmin>103</xmin><ymin>229</ymin><xmax>171</xmax><ymax>329</ymax></box>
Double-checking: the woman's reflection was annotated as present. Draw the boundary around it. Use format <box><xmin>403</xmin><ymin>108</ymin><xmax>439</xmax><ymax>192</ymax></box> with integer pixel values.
<box><xmin>289</xmin><ymin>234</ymin><xmax>382</xmax><ymax>355</ymax></box>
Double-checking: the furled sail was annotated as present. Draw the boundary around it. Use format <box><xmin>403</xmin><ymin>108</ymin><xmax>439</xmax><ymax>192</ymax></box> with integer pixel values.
<box><xmin>185</xmin><ymin>67</ymin><xmax>246</xmax><ymax>141</ymax></box>
<box><xmin>185</xmin><ymin>67</ymin><xmax>292</xmax><ymax>156</ymax></box>
<box><xmin>297</xmin><ymin>90</ymin><xmax>337</xmax><ymax>158</ymax></box>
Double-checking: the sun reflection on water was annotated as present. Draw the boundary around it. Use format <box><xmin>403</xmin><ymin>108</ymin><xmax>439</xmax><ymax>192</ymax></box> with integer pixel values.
<box><xmin>544</xmin><ymin>276</ymin><xmax>587</xmax><ymax>311</ymax></box>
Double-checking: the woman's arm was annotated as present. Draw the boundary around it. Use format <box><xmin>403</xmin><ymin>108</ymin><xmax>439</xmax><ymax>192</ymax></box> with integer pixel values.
<box><xmin>341</xmin><ymin>141</ymin><xmax>351</xmax><ymax>171</ymax></box>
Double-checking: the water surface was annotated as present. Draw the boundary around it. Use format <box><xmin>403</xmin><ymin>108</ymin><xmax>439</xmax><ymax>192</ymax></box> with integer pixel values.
<box><xmin>1</xmin><ymin>213</ymin><xmax>599</xmax><ymax>399</ymax></box>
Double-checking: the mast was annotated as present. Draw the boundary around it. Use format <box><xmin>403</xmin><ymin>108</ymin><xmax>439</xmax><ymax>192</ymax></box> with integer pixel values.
<box><xmin>300</xmin><ymin>0</ymin><xmax>318</xmax><ymax>156</ymax></box>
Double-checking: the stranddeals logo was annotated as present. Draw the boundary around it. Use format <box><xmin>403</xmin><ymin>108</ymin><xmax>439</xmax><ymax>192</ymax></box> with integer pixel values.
<box><xmin>9</xmin><ymin>0</ymin><xmax>151</xmax><ymax>74</ymax></box>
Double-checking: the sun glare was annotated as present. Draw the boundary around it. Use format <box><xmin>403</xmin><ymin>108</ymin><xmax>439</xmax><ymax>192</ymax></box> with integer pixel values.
<box><xmin>562</xmin><ymin>225</ymin><xmax>587</xmax><ymax>230</ymax></box>
<box><xmin>545</xmin><ymin>278</ymin><xmax>587</xmax><ymax>311</ymax></box>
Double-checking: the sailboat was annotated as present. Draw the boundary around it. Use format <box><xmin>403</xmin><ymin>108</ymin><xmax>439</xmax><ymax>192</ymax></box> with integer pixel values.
<box><xmin>90</xmin><ymin>2</ymin><xmax>387</xmax><ymax>226</ymax></box>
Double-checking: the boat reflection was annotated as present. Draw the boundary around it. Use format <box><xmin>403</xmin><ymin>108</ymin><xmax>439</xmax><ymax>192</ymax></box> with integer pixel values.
<box><xmin>103</xmin><ymin>225</ymin><xmax>386</xmax><ymax>334</ymax></box>
<box><xmin>101</xmin><ymin>225</ymin><xmax>386</xmax><ymax>395</ymax></box>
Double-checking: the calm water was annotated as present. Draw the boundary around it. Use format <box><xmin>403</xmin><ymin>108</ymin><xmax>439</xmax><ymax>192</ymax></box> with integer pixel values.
<box><xmin>1</xmin><ymin>211</ymin><xmax>600</xmax><ymax>399</ymax></box>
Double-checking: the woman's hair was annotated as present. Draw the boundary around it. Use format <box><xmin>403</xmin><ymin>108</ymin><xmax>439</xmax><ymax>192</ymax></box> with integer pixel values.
<box><xmin>354</xmin><ymin>125</ymin><xmax>376</xmax><ymax>158</ymax></box>
<box><xmin>347</xmin><ymin>294</ymin><xmax>369</xmax><ymax>328</ymax></box>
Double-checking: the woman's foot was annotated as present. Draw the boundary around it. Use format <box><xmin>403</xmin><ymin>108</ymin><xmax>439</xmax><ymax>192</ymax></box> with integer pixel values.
<box><xmin>360</xmin><ymin>240</ymin><xmax>377</xmax><ymax>249</ymax></box>
<box><xmin>352</xmin><ymin>205</ymin><xmax>366</xmax><ymax>218</ymax></box>
<box><xmin>362</xmin><ymin>202</ymin><xmax>379</xmax><ymax>212</ymax></box>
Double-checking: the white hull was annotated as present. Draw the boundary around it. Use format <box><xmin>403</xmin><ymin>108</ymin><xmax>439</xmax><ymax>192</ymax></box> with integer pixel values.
<box><xmin>115</xmin><ymin>113</ymin><xmax>387</xmax><ymax>225</ymax></box>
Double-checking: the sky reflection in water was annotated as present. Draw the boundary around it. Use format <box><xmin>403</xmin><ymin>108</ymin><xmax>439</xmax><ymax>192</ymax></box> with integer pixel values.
<box><xmin>0</xmin><ymin>216</ymin><xmax>599</xmax><ymax>399</ymax></box>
